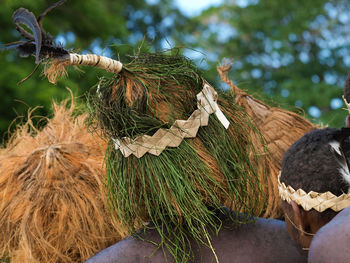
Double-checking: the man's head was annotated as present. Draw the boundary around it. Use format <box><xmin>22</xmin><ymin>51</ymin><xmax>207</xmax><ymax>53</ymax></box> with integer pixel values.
<box><xmin>279</xmin><ymin>127</ymin><xmax>350</xmax><ymax>250</ymax></box>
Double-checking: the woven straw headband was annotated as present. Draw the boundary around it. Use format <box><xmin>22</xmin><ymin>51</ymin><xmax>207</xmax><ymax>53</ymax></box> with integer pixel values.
<box><xmin>113</xmin><ymin>83</ymin><xmax>230</xmax><ymax>158</ymax></box>
<box><xmin>278</xmin><ymin>172</ymin><xmax>350</xmax><ymax>212</ymax></box>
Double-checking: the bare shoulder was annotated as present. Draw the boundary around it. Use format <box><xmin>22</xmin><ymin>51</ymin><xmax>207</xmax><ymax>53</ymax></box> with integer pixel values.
<box><xmin>86</xmin><ymin>230</ymin><xmax>173</xmax><ymax>263</ymax></box>
<box><xmin>87</xmin><ymin>214</ymin><xmax>307</xmax><ymax>263</ymax></box>
<box><xmin>204</xmin><ymin>216</ymin><xmax>307</xmax><ymax>263</ymax></box>
<box><xmin>309</xmin><ymin>207</ymin><xmax>350</xmax><ymax>263</ymax></box>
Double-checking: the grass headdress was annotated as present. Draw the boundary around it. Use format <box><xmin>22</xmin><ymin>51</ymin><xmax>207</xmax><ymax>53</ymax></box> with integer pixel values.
<box><xmin>4</xmin><ymin>2</ymin><xmax>313</xmax><ymax>261</ymax></box>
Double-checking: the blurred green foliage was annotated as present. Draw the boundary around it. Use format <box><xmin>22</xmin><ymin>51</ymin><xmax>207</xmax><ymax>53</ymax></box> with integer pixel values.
<box><xmin>0</xmin><ymin>0</ymin><xmax>187</xmax><ymax>141</ymax></box>
<box><xmin>1</xmin><ymin>0</ymin><xmax>350</xmax><ymax>142</ymax></box>
<box><xmin>175</xmin><ymin>0</ymin><xmax>350</xmax><ymax>128</ymax></box>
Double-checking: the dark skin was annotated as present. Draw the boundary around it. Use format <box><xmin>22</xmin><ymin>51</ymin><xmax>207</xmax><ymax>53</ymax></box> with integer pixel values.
<box><xmin>86</xmin><ymin>214</ymin><xmax>307</xmax><ymax>263</ymax></box>
<box><xmin>308</xmin><ymin>206</ymin><xmax>350</xmax><ymax>263</ymax></box>
<box><xmin>346</xmin><ymin>115</ymin><xmax>350</xmax><ymax>128</ymax></box>
<box><xmin>86</xmin><ymin>190</ymin><xmax>342</xmax><ymax>263</ymax></box>
<box><xmin>281</xmin><ymin>201</ymin><xmax>337</xmax><ymax>252</ymax></box>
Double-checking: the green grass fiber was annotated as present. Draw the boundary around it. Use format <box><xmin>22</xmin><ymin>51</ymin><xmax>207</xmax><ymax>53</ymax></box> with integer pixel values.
<box><xmin>88</xmin><ymin>51</ymin><xmax>266</xmax><ymax>262</ymax></box>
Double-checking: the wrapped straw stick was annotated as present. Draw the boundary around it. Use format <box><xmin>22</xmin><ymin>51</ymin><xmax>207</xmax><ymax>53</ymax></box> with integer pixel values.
<box><xmin>44</xmin><ymin>54</ymin><xmax>123</xmax><ymax>84</ymax></box>
<box><xmin>68</xmin><ymin>53</ymin><xmax>123</xmax><ymax>73</ymax></box>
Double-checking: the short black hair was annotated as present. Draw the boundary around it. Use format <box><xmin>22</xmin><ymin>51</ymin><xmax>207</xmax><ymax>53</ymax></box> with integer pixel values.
<box><xmin>280</xmin><ymin>128</ymin><xmax>350</xmax><ymax>196</ymax></box>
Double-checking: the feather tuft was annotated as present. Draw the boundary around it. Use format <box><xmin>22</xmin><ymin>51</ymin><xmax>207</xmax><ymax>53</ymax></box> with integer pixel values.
<box><xmin>329</xmin><ymin>140</ymin><xmax>342</xmax><ymax>156</ymax></box>
<box><xmin>329</xmin><ymin>140</ymin><xmax>350</xmax><ymax>188</ymax></box>
<box><xmin>5</xmin><ymin>1</ymin><xmax>69</xmax><ymax>63</ymax></box>
<box><xmin>12</xmin><ymin>8</ymin><xmax>42</xmax><ymax>63</ymax></box>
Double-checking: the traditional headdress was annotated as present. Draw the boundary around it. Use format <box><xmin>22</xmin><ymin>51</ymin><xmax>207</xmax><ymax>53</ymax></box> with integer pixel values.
<box><xmin>278</xmin><ymin>73</ymin><xmax>350</xmax><ymax>213</ymax></box>
<box><xmin>2</xmin><ymin>1</ymin><xmax>313</xmax><ymax>262</ymax></box>
<box><xmin>4</xmin><ymin>3</ymin><xmax>267</xmax><ymax>262</ymax></box>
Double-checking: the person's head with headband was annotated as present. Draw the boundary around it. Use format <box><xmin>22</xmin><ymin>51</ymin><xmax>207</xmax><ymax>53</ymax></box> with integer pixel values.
<box><xmin>279</xmin><ymin>126</ymin><xmax>350</xmax><ymax>252</ymax></box>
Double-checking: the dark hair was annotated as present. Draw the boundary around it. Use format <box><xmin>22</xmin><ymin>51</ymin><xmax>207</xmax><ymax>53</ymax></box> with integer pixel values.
<box><xmin>280</xmin><ymin>128</ymin><xmax>350</xmax><ymax>196</ymax></box>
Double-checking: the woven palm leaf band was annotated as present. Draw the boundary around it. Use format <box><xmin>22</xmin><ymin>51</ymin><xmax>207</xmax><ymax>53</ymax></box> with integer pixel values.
<box><xmin>113</xmin><ymin>83</ymin><xmax>230</xmax><ymax>158</ymax></box>
<box><xmin>278</xmin><ymin>173</ymin><xmax>350</xmax><ymax>212</ymax></box>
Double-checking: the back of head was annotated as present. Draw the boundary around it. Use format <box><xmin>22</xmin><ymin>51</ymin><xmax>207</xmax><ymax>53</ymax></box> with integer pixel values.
<box><xmin>279</xmin><ymin>127</ymin><xmax>350</xmax><ymax>251</ymax></box>
<box><xmin>280</xmin><ymin>127</ymin><xmax>350</xmax><ymax>196</ymax></box>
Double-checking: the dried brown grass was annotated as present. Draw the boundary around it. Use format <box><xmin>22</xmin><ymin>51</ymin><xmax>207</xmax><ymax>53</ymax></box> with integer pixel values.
<box><xmin>44</xmin><ymin>60</ymin><xmax>70</xmax><ymax>84</ymax></box>
<box><xmin>218</xmin><ymin>96</ymin><xmax>270</xmax><ymax>215</ymax></box>
<box><xmin>0</xmin><ymin>97</ymin><xmax>126</xmax><ymax>263</ymax></box>
<box><xmin>217</xmin><ymin>61</ymin><xmax>315</xmax><ymax>217</ymax></box>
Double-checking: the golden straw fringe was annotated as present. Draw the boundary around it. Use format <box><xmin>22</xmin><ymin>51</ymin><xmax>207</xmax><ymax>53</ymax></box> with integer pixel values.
<box><xmin>0</xmin><ymin>94</ymin><xmax>127</xmax><ymax>263</ymax></box>
<box><xmin>44</xmin><ymin>60</ymin><xmax>70</xmax><ymax>84</ymax></box>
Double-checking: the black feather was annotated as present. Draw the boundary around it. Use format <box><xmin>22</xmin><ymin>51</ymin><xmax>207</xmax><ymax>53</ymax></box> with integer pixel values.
<box><xmin>2</xmin><ymin>41</ymin><xmax>28</xmax><ymax>50</ymax></box>
<box><xmin>12</xmin><ymin>8</ymin><xmax>42</xmax><ymax>63</ymax></box>
<box><xmin>3</xmin><ymin>1</ymin><xmax>69</xmax><ymax>62</ymax></box>
<box><xmin>332</xmin><ymin>128</ymin><xmax>350</xmax><ymax>184</ymax></box>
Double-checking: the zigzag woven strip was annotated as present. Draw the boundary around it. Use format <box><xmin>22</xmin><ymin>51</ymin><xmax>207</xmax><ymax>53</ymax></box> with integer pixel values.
<box><xmin>113</xmin><ymin>83</ymin><xmax>230</xmax><ymax>158</ymax></box>
<box><xmin>278</xmin><ymin>173</ymin><xmax>350</xmax><ymax>212</ymax></box>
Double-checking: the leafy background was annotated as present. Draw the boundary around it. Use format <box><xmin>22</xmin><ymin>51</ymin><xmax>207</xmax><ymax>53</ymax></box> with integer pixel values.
<box><xmin>1</xmin><ymin>0</ymin><xmax>350</xmax><ymax>142</ymax></box>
